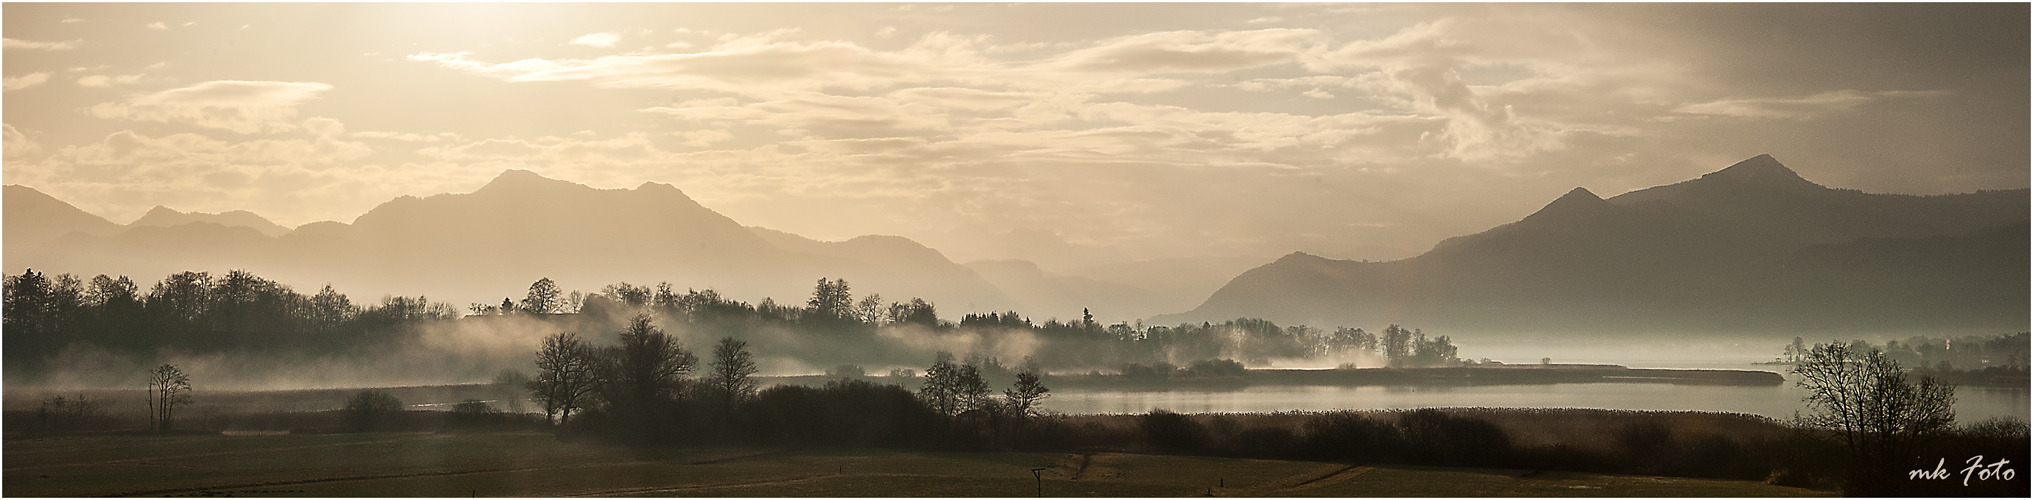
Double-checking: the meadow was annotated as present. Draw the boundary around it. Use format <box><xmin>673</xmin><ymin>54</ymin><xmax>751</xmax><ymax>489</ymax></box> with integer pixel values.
<box><xmin>2</xmin><ymin>432</ymin><xmax>1828</xmax><ymax>497</ymax></box>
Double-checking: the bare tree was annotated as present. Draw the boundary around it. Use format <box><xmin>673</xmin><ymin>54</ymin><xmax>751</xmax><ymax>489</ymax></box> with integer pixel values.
<box><xmin>955</xmin><ymin>364</ymin><xmax>991</xmax><ymax>413</ymax></box>
<box><xmin>1794</xmin><ymin>340</ymin><xmax>1956</xmax><ymax>492</ymax></box>
<box><xmin>146</xmin><ymin>364</ymin><xmax>192</xmax><ymax>432</ymax></box>
<box><xmin>1004</xmin><ymin>370</ymin><xmax>1050</xmax><ymax>418</ymax></box>
<box><xmin>919</xmin><ymin>352</ymin><xmax>960</xmax><ymax>416</ymax></box>
<box><xmin>606</xmin><ymin>314</ymin><xmax>696</xmax><ymax>414</ymax></box>
<box><xmin>708</xmin><ymin>337</ymin><xmax>759</xmax><ymax>410</ymax></box>
<box><xmin>521</xmin><ymin>277</ymin><xmax>562</xmax><ymax>315</ymax></box>
<box><xmin>529</xmin><ymin>332</ymin><xmax>599</xmax><ymax>424</ymax></box>
<box><xmin>854</xmin><ymin>293</ymin><xmax>886</xmax><ymax>326</ymax></box>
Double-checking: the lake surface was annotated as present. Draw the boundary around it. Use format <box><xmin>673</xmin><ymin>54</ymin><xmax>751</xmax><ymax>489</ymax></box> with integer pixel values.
<box><xmin>1042</xmin><ymin>377</ymin><xmax>2030</xmax><ymax>423</ymax></box>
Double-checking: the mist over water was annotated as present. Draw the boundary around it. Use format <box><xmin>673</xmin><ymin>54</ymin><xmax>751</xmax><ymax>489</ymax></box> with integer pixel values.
<box><xmin>1043</xmin><ymin>383</ymin><xmax>2031</xmax><ymax>423</ymax></box>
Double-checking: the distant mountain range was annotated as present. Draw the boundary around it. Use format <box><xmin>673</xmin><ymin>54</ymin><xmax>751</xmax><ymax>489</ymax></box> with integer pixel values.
<box><xmin>1156</xmin><ymin>155</ymin><xmax>2029</xmax><ymax>337</ymax></box>
<box><xmin>9</xmin><ymin>155</ymin><xmax>2024</xmax><ymax>335</ymax></box>
<box><xmin>2</xmin><ymin>172</ymin><xmax>1240</xmax><ymax>320</ymax></box>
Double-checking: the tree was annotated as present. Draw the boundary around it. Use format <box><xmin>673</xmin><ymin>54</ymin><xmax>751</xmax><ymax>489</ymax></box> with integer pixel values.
<box><xmin>343</xmin><ymin>389</ymin><xmax>404</xmax><ymax>431</ymax></box>
<box><xmin>521</xmin><ymin>277</ymin><xmax>562</xmax><ymax>315</ymax></box>
<box><xmin>1380</xmin><ymin>325</ymin><xmax>1413</xmax><ymax>368</ymax></box>
<box><xmin>605</xmin><ymin>314</ymin><xmax>697</xmax><ymax>414</ymax></box>
<box><xmin>708</xmin><ymin>337</ymin><xmax>759</xmax><ymax>410</ymax></box>
<box><xmin>889</xmin><ymin>298</ymin><xmax>938</xmax><ymax>327</ymax></box>
<box><xmin>807</xmin><ymin>278</ymin><xmax>852</xmax><ymax>321</ymax></box>
<box><xmin>529</xmin><ymin>332</ymin><xmax>599</xmax><ymax>424</ymax></box>
<box><xmin>1793</xmin><ymin>340</ymin><xmax>1956</xmax><ymax>493</ymax></box>
<box><xmin>919</xmin><ymin>352</ymin><xmax>961</xmax><ymax>415</ymax></box>
<box><xmin>1004</xmin><ymin>370</ymin><xmax>1050</xmax><ymax>418</ymax></box>
<box><xmin>954</xmin><ymin>364</ymin><xmax>992</xmax><ymax>413</ymax></box>
<box><xmin>854</xmin><ymin>293</ymin><xmax>886</xmax><ymax>326</ymax></box>
<box><xmin>146</xmin><ymin>364</ymin><xmax>192</xmax><ymax>432</ymax></box>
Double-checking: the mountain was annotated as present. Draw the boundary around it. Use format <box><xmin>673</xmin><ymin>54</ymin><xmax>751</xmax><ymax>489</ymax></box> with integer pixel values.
<box><xmin>3</xmin><ymin>185</ymin><xmax>123</xmax><ymax>246</ymax></box>
<box><xmin>6</xmin><ymin>171</ymin><xmax>1019</xmax><ymax>315</ymax></box>
<box><xmin>1158</xmin><ymin>155</ymin><xmax>2030</xmax><ymax>336</ymax></box>
<box><xmin>961</xmin><ymin>259</ymin><xmax>1163</xmax><ymax>324</ymax></box>
<box><xmin>921</xmin><ymin>228</ymin><xmax>1134</xmax><ymax>274</ymax></box>
<box><xmin>129</xmin><ymin>206</ymin><xmax>293</xmax><ymax>237</ymax></box>
<box><xmin>745</xmin><ymin>227</ymin><xmax>1016</xmax><ymax>312</ymax></box>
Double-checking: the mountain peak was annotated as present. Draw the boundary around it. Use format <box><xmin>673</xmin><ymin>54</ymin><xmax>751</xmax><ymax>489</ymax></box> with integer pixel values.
<box><xmin>1700</xmin><ymin>154</ymin><xmax>1821</xmax><ymax>189</ymax></box>
<box><xmin>477</xmin><ymin>169</ymin><xmax>578</xmax><ymax>194</ymax></box>
<box><xmin>1557</xmin><ymin>187</ymin><xmax>1603</xmax><ymax>203</ymax></box>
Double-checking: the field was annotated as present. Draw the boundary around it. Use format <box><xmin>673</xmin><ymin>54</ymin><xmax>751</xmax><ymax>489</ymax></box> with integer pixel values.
<box><xmin>3</xmin><ymin>433</ymin><xmax>1829</xmax><ymax>497</ymax></box>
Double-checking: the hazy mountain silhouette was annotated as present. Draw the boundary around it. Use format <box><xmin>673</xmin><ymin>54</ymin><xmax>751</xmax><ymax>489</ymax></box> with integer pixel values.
<box><xmin>3</xmin><ymin>185</ymin><xmax>123</xmax><ymax>246</ymax></box>
<box><xmin>961</xmin><ymin>259</ymin><xmax>1163</xmax><ymax>324</ymax></box>
<box><xmin>1158</xmin><ymin>155</ymin><xmax>2030</xmax><ymax>336</ymax></box>
<box><xmin>129</xmin><ymin>205</ymin><xmax>293</xmax><ymax>237</ymax></box>
<box><xmin>925</xmin><ymin>228</ymin><xmax>1135</xmax><ymax>274</ymax></box>
<box><xmin>6</xmin><ymin>171</ymin><xmax>1020</xmax><ymax>314</ymax></box>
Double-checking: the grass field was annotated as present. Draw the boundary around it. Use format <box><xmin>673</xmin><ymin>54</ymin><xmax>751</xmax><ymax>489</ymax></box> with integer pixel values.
<box><xmin>2</xmin><ymin>432</ymin><xmax>1830</xmax><ymax>497</ymax></box>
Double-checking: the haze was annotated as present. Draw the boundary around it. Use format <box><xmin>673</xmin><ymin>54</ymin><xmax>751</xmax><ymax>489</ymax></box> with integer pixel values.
<box><xmin>7</xmin><ymin>3</ymin><xmax>2026</xmax><ymax>266</ymax></box>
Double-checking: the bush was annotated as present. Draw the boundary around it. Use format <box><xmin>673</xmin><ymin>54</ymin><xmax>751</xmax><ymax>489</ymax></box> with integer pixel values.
<box><xmin>1394</xmin><ymin>409</ymin><xmax>1513</xmax><ymax>466</ymax></box>
<box><xmin>450</xmin><ymin>399</ymin><xmax>501</xmax><ymax>428</ymax></box>
<box><xmin>1300</xmin><ymin>411</ymin><xmax>1402</xmax><ymax>462</ymax></box>
<box><xmin>1140</xmin><ymin>410</ymin><xmax>1208</xmax><ymax>454</ymax></box>
<box><xmin>342</xmin><ymin>390</ymin><xmax>404</xmax><ymax>431</ymax></box>
<box><xmin>743</xmin><ymin>378</ymin><xmax>947</xmax><ymax>448</ymax></box>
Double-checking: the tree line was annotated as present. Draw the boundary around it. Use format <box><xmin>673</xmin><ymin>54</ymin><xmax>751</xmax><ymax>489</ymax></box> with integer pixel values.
<box><xmin>2</xmin><ymin>269</ymin><xmax>456</xmax><ymax>369</ymax></box>
<box><xmin>4</xmin><ymin>269</ymin><xmax>1463</xmax><ymax>376</ymax></box>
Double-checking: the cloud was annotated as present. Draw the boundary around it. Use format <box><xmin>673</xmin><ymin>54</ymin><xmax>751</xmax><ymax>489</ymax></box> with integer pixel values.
<box><xmin>302</xmin><ymin>117</ymin><xmax>346</xmax><ymax>137</ymax></box>
<box><xmin>3</xmin><ymin>38</ymin><xmax>82</xmax><ymax>50</ymax></box>
<box><xmin>569</xmin><ymin>32</ymin><xmax>621</xmax><ymax>48</ymax></box>
<box><xmin>86</xmin><ymin>81</ymin><xmax>336</xmax><ymax>134</ymax></box>
<box><xmin>4</xmin><ymin>124</ymin><xmax>42</xmax><ymax>160</ymax></box>
<box><xmin>417</xmin><ymin>133</ymin><xmax>667</xmax><ymax>163</ymax></box>
<box><xmin>352</xmin><ymin>131</ymin><xmax>457</xmax><ymax>142</ymax></box>
<box><xmin>147</xmin><ymin>21</ymin><xmax>168</xmax><ymax>30</ymax></box>
<box><xmin>1673</xmin><ymin>90</ymin><xmax>1951</xmax><ymax>120</ymax></box>
<box><xmin>76</xmin><ymin>74</ymin><xmax>148</xmax><ymax>88</ymax></box>
<box><xmin>3</xmin><ymin>73</ymin><xmax>52</xmax><ymax>91</ymax></box>
<box><xmin>1048</xmin><ymin>29</ymin><xmax>1325</xmax><ymax>74</ymax></box>
<box><xmin>61</xmin><ymin>18</ymin><xmax>84</xmax><ymax>24</ymax></box>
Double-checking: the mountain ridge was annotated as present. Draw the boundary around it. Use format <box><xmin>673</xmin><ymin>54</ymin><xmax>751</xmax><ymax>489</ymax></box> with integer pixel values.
<box><xmin>1157</xmin><ymin>155</ymin><xmax>2029</xmax><ymax>336</ymax></box>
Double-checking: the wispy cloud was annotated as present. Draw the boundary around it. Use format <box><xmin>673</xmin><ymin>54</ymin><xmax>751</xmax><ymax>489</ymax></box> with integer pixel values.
<box><xmin>86</xmin><ymin>81</ymin><xmax>336</xmax><ymax>134</ymax></box>
<box><xmin>3</xmin><ymin>73</ymin><xmax>52</xmax><ymax>91</ymax></box>
<box><xmin>1674</xmin><ymin>90</ymin><xmax>1952</xmax><ymax>120</ymax></box>
<box><xmin>569</xmin><ymin>32</ymin><xmax>621</xmax><ymax>48</ymax></box>
<box><xmin>3</xmin><ymin>38</ymin><xmax>82</xmax><ymax>50</ymax></box>
<box><xmin>76</xmin><ymin>74</ymin><xmax>149</xmax><ymax>88</ymax></box>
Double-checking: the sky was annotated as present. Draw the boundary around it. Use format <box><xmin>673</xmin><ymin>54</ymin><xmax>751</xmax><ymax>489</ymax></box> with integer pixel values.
<box><xmin>4</xmin><ymin>3</ymin><xmax>2027</xmax><ymax>263</ymax></box>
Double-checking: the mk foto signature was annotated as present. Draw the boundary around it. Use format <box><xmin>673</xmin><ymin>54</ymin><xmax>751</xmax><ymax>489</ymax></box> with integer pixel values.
<box><xmin>1909</xmin><ymin>456</ymin><xmax>2017</xmax><ymax>485</ymax></box>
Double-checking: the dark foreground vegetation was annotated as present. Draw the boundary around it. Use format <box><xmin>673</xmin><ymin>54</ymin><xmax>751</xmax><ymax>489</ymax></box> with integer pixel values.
<box><xmin>2</xmin><ymin>433</ymin><xmax>1832</xmax><ymax>497</ymax></box>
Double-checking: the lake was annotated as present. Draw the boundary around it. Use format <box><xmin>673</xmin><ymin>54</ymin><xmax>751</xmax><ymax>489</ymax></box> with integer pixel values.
<box><xmin>1042</xmin><ymin>377</ymin><xmax>2030</xmax><ymax>423</ymax></box>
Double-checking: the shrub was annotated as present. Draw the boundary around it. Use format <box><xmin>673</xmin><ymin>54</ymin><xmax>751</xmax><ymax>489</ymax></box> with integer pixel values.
<box><xmin>1140</xmin><ymin>410</ymin><xmax>1207</xmax><ymax>454</ymax></box>
<box><xmin>343</xmin><ymin>390</ymin><xmax>403</xmax><ymax>431</ymax></box>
